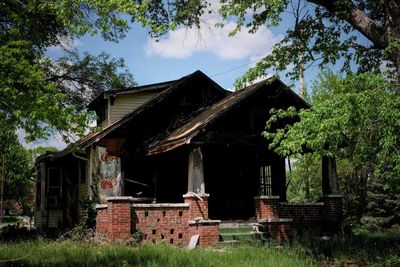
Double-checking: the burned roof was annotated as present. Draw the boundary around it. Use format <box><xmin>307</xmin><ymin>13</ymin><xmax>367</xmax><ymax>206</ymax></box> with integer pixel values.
<box><xmin>44</xmin><ymin>72</ymin><xmax>308</xmax><ymax>162</ymax></box>
<box><xmin>146</xmin><ymin>78</ymin><xmax>309</xmax><ymax>155</ymax></box>
<box><xmin>48</xmin><ymin>70</ymin><xmax>228</xmax><ymax>160</ymax></box>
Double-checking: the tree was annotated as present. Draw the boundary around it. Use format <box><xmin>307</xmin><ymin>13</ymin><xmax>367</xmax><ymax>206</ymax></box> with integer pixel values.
<box><xmin>1</xmin><ymin>0</ymin><xmax>137</xmax><ymax>142</ymax></box>
<box><xmin>286</xmin><ymin>153</ymin><xmax>322</xmax><ymax>202</ymax></box>
<box><xmin>218</xmin><ymin>0</ymin><xmax>400</xmax><ymax>85</ymax></box>
<box><xmin>0</xmin><ymin>122</ymin><xmax>34</xmax><ymax>215</ymax></box>
<box><xmin>264</xmin><ymin>72</ymin><xmax>400</xmax><ymax>186</ymax></box>
<box><xmin>264</xmin><ymin>72</ymin><xmax>400</xmax><ymax>228</ymax></box>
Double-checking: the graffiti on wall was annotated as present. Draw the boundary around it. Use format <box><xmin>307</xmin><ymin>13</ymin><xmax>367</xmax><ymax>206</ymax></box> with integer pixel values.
<box><xmin>94</xmin><ymin>146</ymin><xmax>122</xmax><ymax>202</ymax></box>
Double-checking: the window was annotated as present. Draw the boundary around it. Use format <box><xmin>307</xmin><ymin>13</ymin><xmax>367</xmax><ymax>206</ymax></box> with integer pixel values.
<box><xmin>97</xmin><ymin>106</ymin><xmax>108</xmax><ymax>126</ymax></box>
<box><xmin>47</xmin><ymin>168</ymin><xmax>62</xmax><ymax>209</ymax></box>
<box><xmin>259</xmin><ymin>166</ymin><xmax>272</xmax><ymax>196</ymax></box>
<box><xmin>35</xmin><ymin>166</ymin><xmax>41</xmax><ymax>208</ymax></box>
<box><xmin>181</xmin><ymin>91</ymin><xmax>204</xmax><ymax>106</ymax></box>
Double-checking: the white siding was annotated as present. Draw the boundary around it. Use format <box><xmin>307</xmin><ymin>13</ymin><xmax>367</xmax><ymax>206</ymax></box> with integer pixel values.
<box><xmin>78</xmin><ymin>161</ymin><xmax>89</xmax><ymax>221</ymax></box>
<box><xmin>34</xmin><ymin>163</ymin><xmax>46</xmax><ymax>228</ymax></box>
<box><xmin>109</xmin><ymin>92</ymin><xmax>157</xmax><ymax>123</ymax></box>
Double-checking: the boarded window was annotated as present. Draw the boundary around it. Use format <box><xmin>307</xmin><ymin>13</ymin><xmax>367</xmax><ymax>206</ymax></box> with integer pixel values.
<box><xmin>47</xmin><ymin>168</ymin><xmax>62</xmax><ymax>209</ymax></box>
<box><xmin>259</xmin><ymin>166</ymin><xmax>272</xmax><ymax>196</ymax></box>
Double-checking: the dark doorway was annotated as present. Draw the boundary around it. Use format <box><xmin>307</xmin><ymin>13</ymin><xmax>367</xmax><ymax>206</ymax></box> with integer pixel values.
<box><xmin>204</xmin><ymin>146</ymin><xmax>259</xmax><ymax>220</ymax></box>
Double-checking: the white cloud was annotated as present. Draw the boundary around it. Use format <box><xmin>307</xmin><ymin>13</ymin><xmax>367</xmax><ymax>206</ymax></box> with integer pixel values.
<box><xmin>144</xmin><ymin>3</ymin><xmax>280</xmax><ymax>60</ymax></box>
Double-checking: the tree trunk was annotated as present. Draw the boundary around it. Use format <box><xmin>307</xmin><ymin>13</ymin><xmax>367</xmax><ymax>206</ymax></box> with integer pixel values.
<box><xmin>322</xmin><ymin>156</ymin><xmax>339</xmax><ymax>195</ymax></box>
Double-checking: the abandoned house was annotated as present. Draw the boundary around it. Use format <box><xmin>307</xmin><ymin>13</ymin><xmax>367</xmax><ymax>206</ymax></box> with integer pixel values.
<box><xmin>35</xmin><ymin>70</ymin><xmax>342</xmax><ymax>247</ymax></box>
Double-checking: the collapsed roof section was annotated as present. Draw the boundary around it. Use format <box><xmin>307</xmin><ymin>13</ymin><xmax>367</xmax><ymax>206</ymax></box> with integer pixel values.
<box><xmin>146</xmin><ymin>78</ymin><xmax>310</xmax><ymax>155</ymax></box>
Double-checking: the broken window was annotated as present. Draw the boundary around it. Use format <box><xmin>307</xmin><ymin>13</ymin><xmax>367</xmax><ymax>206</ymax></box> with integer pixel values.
<box><xmin>97</xmin><ymin>106</ymin><xmax>108</xmax><ymax>126</ymax></box>
<box><xmin>47</xmin><ymin>168</ymin><xmax>62</xmax><ymax>209</ymax></box>
<box><xmin>259</xmin><ymin>165</ymin><xmax>272</xmax><ymax>196</ymax></box>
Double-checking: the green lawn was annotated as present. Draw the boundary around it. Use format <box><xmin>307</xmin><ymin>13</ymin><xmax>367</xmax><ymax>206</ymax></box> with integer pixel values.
<box><xmin>0</xmin><ymin>231</ymin><xmax>399</xmax><ymax>267</ymax></box>
<box><xmin>0</xmin><ymin>241</ymin><xmax>315</xmax><ymax>267</ymax></box>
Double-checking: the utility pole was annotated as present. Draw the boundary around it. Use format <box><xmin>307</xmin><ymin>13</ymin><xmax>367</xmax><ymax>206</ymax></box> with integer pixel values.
<box><xmin>299</xmin><ymin>52</ymin><xmax>306</xmax><ymax>99</ymax></box>
<box><xmin>299</xmin><ymin>52</ymin><xmax>311</xmax><ymax>201</ymax></box>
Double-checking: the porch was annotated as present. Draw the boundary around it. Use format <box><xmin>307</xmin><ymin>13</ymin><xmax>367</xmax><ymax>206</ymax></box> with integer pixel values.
<box><xmin>95</xmin><ymin>145</ymin><xmax>342</xmax><ymax>247</ymax></box>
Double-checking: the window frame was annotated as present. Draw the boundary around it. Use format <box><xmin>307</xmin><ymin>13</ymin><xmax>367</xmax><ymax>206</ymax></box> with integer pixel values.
<box><xmin>46</xmin><ymin>167</ymin><xmax>62</xmax><ymax>209</ymax></box>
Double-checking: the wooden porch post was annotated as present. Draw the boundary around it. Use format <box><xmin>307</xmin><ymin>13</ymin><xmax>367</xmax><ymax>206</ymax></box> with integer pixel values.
<box><xmin>187</xmin><ymin>147</ymin><xmax>205</xmax><ymax>194</ymax></box>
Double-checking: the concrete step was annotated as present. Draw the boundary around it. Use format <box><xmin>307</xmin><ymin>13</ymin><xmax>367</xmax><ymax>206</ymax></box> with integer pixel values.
<box><xmin>219</xmin><ymin>224</ymin><xmax>270</xmax><ymax>246</ymax></box>
<box><xmin>219</xmin><ymin>219</ymin><xmax>258</xmax><ymax>228</ymax></box>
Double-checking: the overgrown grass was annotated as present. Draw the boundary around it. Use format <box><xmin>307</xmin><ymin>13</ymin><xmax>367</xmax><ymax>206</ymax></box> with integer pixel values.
<box><xmin>292</xmin><ymin>230</ymin><xmax>400</xmax><ymax>266</ymax></box>
<box><xmin>0</xmin><ymin>230</ymin><xmax>399</xmax><ymax>266</ymax></box>
<box><xmin>0</xmin><ymin>241</ymin><xmax>315</xmax><ymax>267</ymax></box>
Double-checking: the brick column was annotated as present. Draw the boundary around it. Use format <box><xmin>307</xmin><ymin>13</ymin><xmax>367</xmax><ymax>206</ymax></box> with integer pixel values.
<box><xmin>323</xmin><ymin>194</ymin><xmax>343</xmax><ymax>233</ymax></box>
<box><xmin>188</xmin><ymin>219</ymin><xmax>220</xmax><ymax>248</ymax></box>
<box><xmin>107</xmin><ymin>196</ymin><xmax>134</xmax><ymax>242</ymax></box>
<box><xmin>183</xmin><ymin>193</ymin><xmax>209</xmax><ymax>219</ymax></box>
<box><xmin>95</xmin><ymin>204</ymin><xmax>108</xmax><ymax>237</ymax></box>
<box><xmin>254</xmin><ymin>196</ymin><xmax>280</xmax><ymax>221</ymax></box>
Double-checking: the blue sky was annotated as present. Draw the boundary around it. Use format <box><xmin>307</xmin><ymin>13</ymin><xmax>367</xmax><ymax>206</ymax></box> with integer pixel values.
<box><xmin>46</xmin><ymin>5</ymin><xmax>304</xmax><ymax>91</ymax></box>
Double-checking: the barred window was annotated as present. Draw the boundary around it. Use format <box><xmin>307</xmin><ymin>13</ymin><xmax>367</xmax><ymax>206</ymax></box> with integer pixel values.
<box><xmin>259</xmin><ymin>166</ymin><xmax>272</xmax><ymax>196</ymax></box>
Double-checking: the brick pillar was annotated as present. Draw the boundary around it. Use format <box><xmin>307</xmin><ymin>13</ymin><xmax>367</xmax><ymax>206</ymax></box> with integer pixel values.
<box><xmin>95</xmin><ymin>204</ymin><xmax>108</xmax><ymax>237</ymax></box>
<box><xmin>188</xmin><ymin>219</ymin><xmax>220</xmax><ymax>248</ymax></box>
<box><xmin>107</xmin><ymin>196</ymin><xmax>134</xmax><ymax>242</ymax></box>
<box><xmin>323</xmin><ymin>194</ymin><xmax>343</xmax><ymax>233</ymax></box>
<box><xmin>254</xmin><ymin>196</ymin><xmax>280</xmax><ymax>221</ymax></box>
<box><xmin>183</xmin><ymin>193</ymin><xmax>209</xmax><ymax>219</ymax></box>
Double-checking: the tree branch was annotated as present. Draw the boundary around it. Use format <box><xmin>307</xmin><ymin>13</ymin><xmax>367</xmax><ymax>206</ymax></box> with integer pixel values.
<box><xmin>307</xmin><ymin>0</ymin><xmax>387</xmax><ymax>48</ymax></box>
